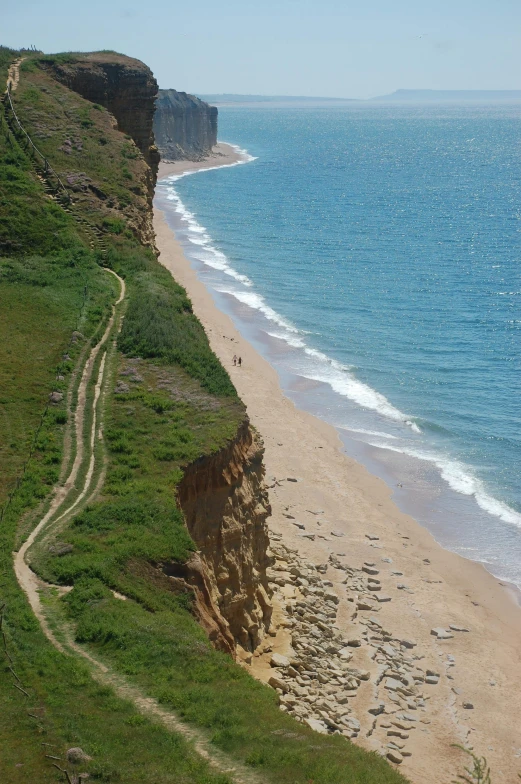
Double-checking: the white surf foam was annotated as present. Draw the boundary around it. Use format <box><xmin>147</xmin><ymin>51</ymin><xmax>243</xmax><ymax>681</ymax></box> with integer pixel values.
<box><xmin>216</xmin><ymin>287</ymin><xmax>421</xmax><ymax>433</ymax></box>
<box><xmin>364</xmin><ymin>440</ymin><xmax>521</xmax><ymax>527</ymax></box>
<box><xmin>162</xmin><ymin>143</ymin><xmax>258</xmax><ymax>185</ymax></box>
<box><xmin>161</xmin><ymin>186</ymin><xmax>254</xmax><ymax>288</ymax></box>
<box><xmin>216</xmin><ymin>287</ymin><xmax>301</xmax><ymax>334</ymax></box>
<box><xmin>300</xmin><ymin>364</ymin><xmax>420</xmax><ymax>431</ymax></box>
<box><xmin>266</xmin><ymin>331</ymin><xmax>307</xmax><ymax>349</ymax></box>
<box><xmin>340</xmin><ymin>427</ymin><xmax>400</xmax><ymax>440</ymax></box>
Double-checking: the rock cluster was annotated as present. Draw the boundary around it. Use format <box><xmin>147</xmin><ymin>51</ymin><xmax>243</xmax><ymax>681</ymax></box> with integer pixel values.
<box><xmin>266</xmin><ymin>543</ymin><xmax>367</xmax><ymax>740</ymax></box>
<box><xmin>263</xmin><ymin>542</ymin><xmax>444</xmax><ymax>765</ymax></box>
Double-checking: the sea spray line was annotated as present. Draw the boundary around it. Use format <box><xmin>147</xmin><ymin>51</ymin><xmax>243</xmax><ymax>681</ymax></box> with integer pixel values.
<box><xmin>339</xmin><ymin>426</ymin><xmax>400</xmax><ymax>440</ymax></box>
<box><xmin>363</xmin><ymin>439</ymin><xmax>521</xmax><ymax>528</ymax></box>
<box><xmin>162</xmin><ymin>185</ymin><xmax>254</xmax><ymax>287</ymax></box>
<box><xmin>217</xmin><ymin>287</ymin><xmax>302</xmax><ymax>334</ymax></box>
<box><xmin>163</xmin><ymin>144</ymin><xmax>257</xmax><ymax>185</ymax></box>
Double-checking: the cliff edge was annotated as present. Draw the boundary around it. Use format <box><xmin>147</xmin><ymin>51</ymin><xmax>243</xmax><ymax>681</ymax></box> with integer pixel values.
<box><xmin>177</xmin><ymin>418</ymin><xmax>272</xmax><ymax>654</ymax></box>
<box><xmin>43</xmin><ymin>52</ymin><xmax>160</xmax><ymax>208</ymax></box>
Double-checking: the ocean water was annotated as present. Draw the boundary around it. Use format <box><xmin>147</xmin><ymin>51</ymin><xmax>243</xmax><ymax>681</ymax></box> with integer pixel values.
<box><xmin>154</xmin><ymin>104</ymin><xmax>521</xmax><ymax>588</ymax></box>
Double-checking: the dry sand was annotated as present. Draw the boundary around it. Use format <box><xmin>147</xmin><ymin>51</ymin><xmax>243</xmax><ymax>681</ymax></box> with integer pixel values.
<box><xmin>157</xmin><ymin>142</ymin><xmax>247</xmax><ymax>179</ymax></box>
<box><xmin>154</xmin><ymin>154</ymin><xmax>521</xmax><ymax>784</ymax></box>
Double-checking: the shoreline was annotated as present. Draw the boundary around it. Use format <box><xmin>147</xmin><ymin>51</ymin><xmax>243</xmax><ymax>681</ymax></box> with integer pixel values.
<box><xmin>154</xmin><ymin>151</ymin><xmax>521</xmax><ymax>783</ymax></box>
<box><xmin>157</xmin><ymin>141</ymin><xmax>249</xmax><ymax>179</ymax></box>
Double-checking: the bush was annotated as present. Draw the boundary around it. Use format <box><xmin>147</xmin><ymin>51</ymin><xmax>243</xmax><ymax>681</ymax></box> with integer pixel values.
<box><xmin>119</xmin><ymin>272</ymin><xmax>236</xmax><ymax>397</ymax></box>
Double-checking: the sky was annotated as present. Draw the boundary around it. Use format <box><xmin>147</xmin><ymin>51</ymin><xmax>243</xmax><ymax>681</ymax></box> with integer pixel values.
<box><xmin>3</xmin><ymin>0</ymin><xmax>521</xmax><ymax>98</ymax></box>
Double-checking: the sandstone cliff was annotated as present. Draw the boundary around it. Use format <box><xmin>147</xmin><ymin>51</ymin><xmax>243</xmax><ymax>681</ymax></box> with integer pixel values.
<box><xmin>176</xmin><ymin>418</ymin><xmax>273</xmax><ymax>654</ymax></box>
<box><xmin>44</xmin><ymin>52</ymin><xmax>160</xmax><ymax>210</ymax></box>
<box><xmin>154</xmin><ymin>89</ymin><xmax>217</xmax><ymax>161</ymax></box>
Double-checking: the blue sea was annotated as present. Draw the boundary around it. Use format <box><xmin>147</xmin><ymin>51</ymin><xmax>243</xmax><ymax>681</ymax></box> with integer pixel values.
<box><xmin>155</xmin><ymin>103</ymin><xmax>521</xmax><ymax>588</ymax></box>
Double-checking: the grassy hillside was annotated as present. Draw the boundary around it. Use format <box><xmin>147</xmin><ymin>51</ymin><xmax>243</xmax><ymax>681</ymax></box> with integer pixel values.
<box><xmin>0</xmin><ymin>49</ymin><xmax>408</xmax><ymax>784</ymax></box>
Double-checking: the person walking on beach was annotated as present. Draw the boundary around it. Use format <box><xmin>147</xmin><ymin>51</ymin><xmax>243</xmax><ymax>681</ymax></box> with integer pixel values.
<box><xmin>232</xmin><ymin>355</ymin><xmax>237</xmax><ymax>366</ymax></box>
<box><xmin>238</xmin><ymin>356</ymin><xmax>242</xmax><ymax>367</ymax></box>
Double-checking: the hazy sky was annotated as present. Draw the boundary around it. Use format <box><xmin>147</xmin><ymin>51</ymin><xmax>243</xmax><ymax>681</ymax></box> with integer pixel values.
<box><xmin>4</xmin><ymin>0</ymin><xmax>520</xmax><ymax>98</ymax></box>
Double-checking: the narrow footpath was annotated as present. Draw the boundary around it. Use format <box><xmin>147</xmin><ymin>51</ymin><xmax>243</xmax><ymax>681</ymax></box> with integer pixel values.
<box><xmin>12</xmin><ymin>267</ymin><xmax>265</xmax><ymax>784</ymax></box>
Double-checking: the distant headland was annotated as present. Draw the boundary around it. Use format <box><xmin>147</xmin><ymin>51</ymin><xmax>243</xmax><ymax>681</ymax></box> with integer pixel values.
<box><xmin>197</xmin><ymin>90</ymin><xmax>521</xmax><ymax>106</ymax></box>
<box><xmin>370</xmin><ymin>89</ymin><xmax>521</xmax><ymax>103</ymax></box>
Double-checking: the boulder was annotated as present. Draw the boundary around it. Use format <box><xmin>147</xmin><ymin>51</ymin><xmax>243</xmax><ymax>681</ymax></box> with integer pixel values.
<box><xmin>349</xmin><ymin>668</ymin><xmax>370</xmax><ymax>681</ymax></box>
<box><xmin>384</xmin><ymin>677</ymin><xmax>403</xmax><ymax>691</ymax></box>
<box><xmin>268</xmin><ymin>675</ymin><xmax>289</xmax><ymax>693</ymax></box>
<box><xmin>270</xmin><ymin>653</ymin><xmax>290</xmax><ymax>669</ymax></box>
<box><xmin>430</xmin><ymin>627</ymin><xmax>454</xmax><ymax>640</ymax></box>
<box><xmin>304</xmin><ymin>718</ymin><xmax>328</xmax><ymax>734</ymax></box>
<box><xmin>324</xmin><ymin>590</ymin><xmax>339</xmax><ymax>604</ymax></box>
<box><xmin>66</xmin><ymin>748</ymin><xmax>92</xmax><ymax>764</ymax></box>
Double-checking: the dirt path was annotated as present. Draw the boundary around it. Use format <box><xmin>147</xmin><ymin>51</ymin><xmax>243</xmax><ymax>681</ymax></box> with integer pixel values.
<box><xmin>50</xmin><ymin>617</ymin><xmax>264</xmax><ymax>784</ymax></box>
<box><xmin>12</xmin><ymin>267</ymin><xmax>264</xmax><ymax>784</ymax></box>
<box><xmin>6</xmin><ymin>58</ymin><xmax>23</xmax><ymax>93</ymax></box>
<box><xmin>13</xmin><ymin>268</ymin><xmax>125</xmax><ymax>650</ymax></box>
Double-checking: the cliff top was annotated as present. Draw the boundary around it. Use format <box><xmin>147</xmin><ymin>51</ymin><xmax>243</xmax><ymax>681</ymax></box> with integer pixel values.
<box><xmin>37</xmin><ymin>49</ymin><xmax>154</xmax><ymax>70</ymax></box>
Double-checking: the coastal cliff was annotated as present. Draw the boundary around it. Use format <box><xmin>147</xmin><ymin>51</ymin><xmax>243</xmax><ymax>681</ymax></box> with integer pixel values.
<box><xmin>43</xmin><ymin>54</ymin><xmax>271</xmax><ymax>656</ymax></box>
<box><xmin>154</xmin><ymin>89</ymin><xmax>217</xmax><ymax>161</ymax></box>
<box><xmin>176</xmin><ymin>418</ymin><xmax>273</xmax><ymax>654</ymax></box>
<box><xmin>44</xmin><ymin>52</ymin><xmax>160</xmax><ymax>214</ymax></box>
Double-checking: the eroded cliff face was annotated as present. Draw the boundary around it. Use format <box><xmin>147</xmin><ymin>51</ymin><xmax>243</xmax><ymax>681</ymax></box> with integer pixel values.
<box><xmin>45</xmin><ymin>53</ymin><xmax>160</xmax><ymax>216</ymax></box>
<box><xmin>154</xmin><ymin>89</ymin><xmax>217</xmax><ymax>161</ymax></box>
<box><xmin>176</xmin><ymin>419</ymin><xmax>273</xmax><ymax>654</ymax></box>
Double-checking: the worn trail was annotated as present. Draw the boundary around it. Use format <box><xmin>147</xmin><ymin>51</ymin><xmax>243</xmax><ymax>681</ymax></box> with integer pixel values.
<box><xmin>11</xmin><ymin>265</ymin><xmax>265</xmax><ymax>784</ymax></box>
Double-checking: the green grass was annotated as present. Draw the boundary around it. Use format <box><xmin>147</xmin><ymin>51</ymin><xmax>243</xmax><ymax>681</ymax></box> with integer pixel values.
<box><xmin>115</xmin><ymin>250</ymin><xmax>237</xmax><ymax>397</ymax></box>
<box><xmin>7</xmin><ymin>62</ymin><xmax>151</xmax><ymax>238</ymax></box>
<box><xmin>118</xmin><ymin>271</ymin><xmax>236</xmax><ymax>397</ymax></box>
<box><xmin>0</xmin><ymin>117</ymin><xmax>80</xmax><ymax>255</ymax></box>
<box><xmin>51</xmin><ymin>576</ymin><xmax>405</xmax><ymax>784</ymax></box>
<box><xmin>33</xmin><ymin>356</ymin><xmax>244</xmax><ymax>606</ymax></box>
<box><xmin>0</xmin><ymin>246</ymin><xmax>113</xmax><ymax>509</ymax></box>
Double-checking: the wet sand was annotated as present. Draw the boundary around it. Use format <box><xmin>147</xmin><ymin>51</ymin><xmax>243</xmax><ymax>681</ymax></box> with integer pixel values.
<box><xmin>154</xmin><ymin>155</ymin><xmax>521</xmax><ymax>784</ymax></box>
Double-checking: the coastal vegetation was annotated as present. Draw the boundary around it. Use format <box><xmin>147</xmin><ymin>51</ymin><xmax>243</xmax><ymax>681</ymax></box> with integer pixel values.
<box><xmin>0</xmin><ymin>48</ymin><xmax>408</xmax><ymax>784</ymax></box>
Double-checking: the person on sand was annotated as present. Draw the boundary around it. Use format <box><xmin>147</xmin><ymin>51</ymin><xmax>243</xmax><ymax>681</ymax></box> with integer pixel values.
<box><xmin>232</xmin><ymin>355</ymin><xmax>237</xmax><ymax>366</ymax></box>
<box><xmin>238</xmin><ymin>357</ymin><xmax>242</xmax><ymax>367</ymax></box>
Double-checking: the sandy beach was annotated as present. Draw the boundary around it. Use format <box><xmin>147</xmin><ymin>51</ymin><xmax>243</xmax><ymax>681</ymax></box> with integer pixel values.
<box><xmin>157</xmin><ymin>141</ymin><xmax>248</xmax><ymax>179</ymax></box>
<box><xmin>154</xmin><ymin>149</ymin><xmax>521</xmax><ymax>784</ymax></box>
